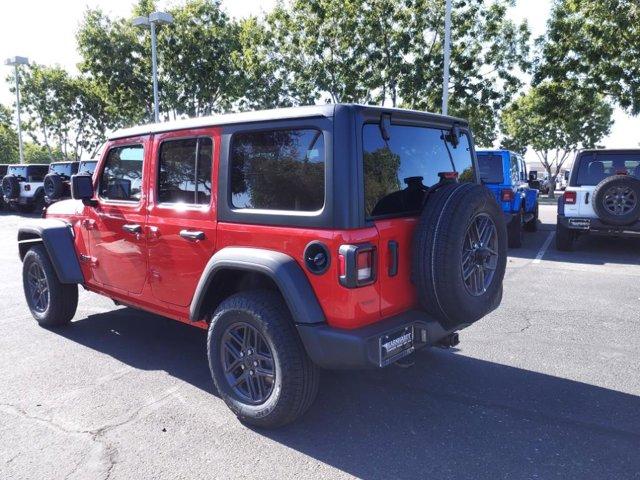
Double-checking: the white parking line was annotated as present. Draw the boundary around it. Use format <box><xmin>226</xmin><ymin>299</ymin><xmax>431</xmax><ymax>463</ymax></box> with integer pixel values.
<box><xmin>533</xmin><ymin>232</ymin><xmax>555</xmax><ymax>264</ymax></box>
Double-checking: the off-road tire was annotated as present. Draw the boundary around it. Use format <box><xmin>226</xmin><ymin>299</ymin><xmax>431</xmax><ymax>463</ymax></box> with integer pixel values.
<box><xmin>523</xmin><ymin>204</ymin><xmax>539</xmax><ymax>232</ymax></box>
<box><xmin>592</xmin><ymin>175</ymin><xmax>640</xmax><ymax>226</ymax></box>
<box><xmin>44</xmin><ymin>174</ymin><xmax>65</xmax><ymax>200</ymax></box>
<box><xmin>2</xmin><ymin>176</ymin><xmax>19</xmax><ymax>200</ymax></box>
<box><xmin>22</xmin><ymin>245</ymin><xmax>78</xmax><ymax>327</ymax></box>
<box><xmin>555</xmin><ymin>222</ymin><xmax>575</xmax><ymax>251</ymax></box>
<box><xmin>508</xmin><ymin>210</ymin><xmax>524</xmax><ymax>247</ymax></box>
<box><xmin>413</xmin><ymin>183</ymin><xmax>507</xmax><ymax>329</ymax></box>
<box><xmin>207</xmin><ymin>290</ymin><xmax>319</xmax><ymax>428</ymax></box>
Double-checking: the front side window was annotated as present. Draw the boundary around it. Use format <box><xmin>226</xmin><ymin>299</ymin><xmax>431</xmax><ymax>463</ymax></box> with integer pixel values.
<box><xmin>230</xmin><ymin>128</ymin><xmax>325</xmax><ymax>211</ymax></box>
<box><xmin>99</xmin><ymin>145</ymin><xmax>144</xmax><ymax>202</ymax></box>
<box><xmin>477</xmin><ymin>154</ymin><xmax>504</xmax><ymax>184</ymax></box>
<box><xmin>158</xmin><ymin>137</ymin><xmax>212</xmax><ymax>205</ymax></box>
<box><xmin>575</xmin><ymin>153</ymin><xmax>640</xmax><ymax>186</ymax></box>
<box><xmin>363</xmin><ymin>124</ymin><xmax>474</xmax><ymax>218</ymax></box>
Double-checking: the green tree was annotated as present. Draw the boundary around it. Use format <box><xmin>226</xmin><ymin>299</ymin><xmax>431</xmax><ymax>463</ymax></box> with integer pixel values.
<box><xmin>501</xmin><ymin>80</ymin><xmax>613</xmax><ymax>198</ymax></box>
<box><xmin>13</xmin><ymin>64</ymin><xmax>111</xmax><ymax>161</ymax></box>
<box><xmin>535</xmin><ymin>0</ymin><xmax>640</xmax><ymax>115</ymax></box>
<box><xmin>0</xmin><ymin>105</ymin><xmax>19</xmax><ymax>163</ymax></box>
<box><xmin>264</xmin><ymin>0</ymin><xmax>530</xmax><ymax>145</ymax></box>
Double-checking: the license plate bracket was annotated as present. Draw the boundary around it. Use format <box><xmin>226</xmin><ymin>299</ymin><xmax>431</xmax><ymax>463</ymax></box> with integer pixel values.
<box><xmin>379</xmin><ymin>325</ymin><xmax>415</xmax><ymax>367</ymax></box>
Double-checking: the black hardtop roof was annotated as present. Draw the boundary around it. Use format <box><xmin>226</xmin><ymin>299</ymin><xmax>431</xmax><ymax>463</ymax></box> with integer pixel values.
<box><xmin>108</xmin><ymin>104</ymin><xmax>469</xmax><ymax>140</ymax></box>
<box><xmin>578</xmin><ymin>148</ymin><xmax>640</xmax><ymax>156</ymax></box>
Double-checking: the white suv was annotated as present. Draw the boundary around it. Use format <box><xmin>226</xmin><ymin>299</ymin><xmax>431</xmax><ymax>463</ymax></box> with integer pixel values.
<box><xmin>1</xmin><ymin>164</ymin><xmax>48</xmax><ymax>213</ymax></box>
<box><xmin>557</xmin><ymin>149</ymin><xmax>640</xmax><ymax>250</ymax></box>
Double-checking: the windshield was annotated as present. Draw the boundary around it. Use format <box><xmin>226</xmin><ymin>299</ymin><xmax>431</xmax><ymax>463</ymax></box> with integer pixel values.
<box><xmin>476</xmin><ymin>154</ymin><xmax>504</xmax><ymax>184</ymax></box>
<box><xmin>362</xmin><ymin>123</ymin><xmax>475</xmax><ymax>218</ymax></box>
<box><xmin>49</xmin><ymin>163</ymin><xmax>77</xmax><ymax>177</ymax></box>
<box><xmin>574</xmin><ymin>152</ymin><xmax>640</xmax><ymax>186</ymax></box>
<box><xmin>78</xmin><ymin>161</ymin><xmax>97</xmax><ymax>175</ymax></box>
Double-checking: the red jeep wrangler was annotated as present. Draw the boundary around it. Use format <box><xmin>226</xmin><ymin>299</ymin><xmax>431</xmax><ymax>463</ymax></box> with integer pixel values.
<box><xmin>18</xmin><ymin>105</ymin><xmax>506</xmax><ymax>427</ymax></box>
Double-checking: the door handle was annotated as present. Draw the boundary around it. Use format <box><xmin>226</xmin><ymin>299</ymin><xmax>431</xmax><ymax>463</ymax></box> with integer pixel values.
<box><xmin>179</xmin><ymin>229</ymin><xmax>205</xmax><ymax>241</ymax></box>
<box><xmin>122</xmin><ymin>224</ymin><xmax>142</xmax><ymax>234</ymax></box>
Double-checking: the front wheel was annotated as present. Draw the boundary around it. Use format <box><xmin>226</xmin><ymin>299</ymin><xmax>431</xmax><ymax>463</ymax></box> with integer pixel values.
<box><xmin>207</xmin><ymin>290</ymin><xmax>319</xmax><ymax>428</ymax></box>
<box><xmin>508</xmin><ymin>211</ymin><xmax>523</xmax><ymax>248</ymax></box>
<box><xmin>555</xmin><ymin>223</ymin><xmax>575</xmax><ymax>251</ymax></box>
<box><xmin>22</xmin><ymin>245</ymin><xmax>78</xmax><ymax>327</ymax></box>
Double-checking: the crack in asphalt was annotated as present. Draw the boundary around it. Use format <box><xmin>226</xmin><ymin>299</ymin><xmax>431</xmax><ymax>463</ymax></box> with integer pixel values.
<box><xmin>1</xmin><ymin>388</ymin><xmax>179</xmax><ymax>480</ymax></box>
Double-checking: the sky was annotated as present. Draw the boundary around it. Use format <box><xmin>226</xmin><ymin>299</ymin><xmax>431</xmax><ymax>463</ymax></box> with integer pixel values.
<box><xmin>1</xmin><ymin>0</ymin><xmax>638</xmax><ymax>156</ymax></box>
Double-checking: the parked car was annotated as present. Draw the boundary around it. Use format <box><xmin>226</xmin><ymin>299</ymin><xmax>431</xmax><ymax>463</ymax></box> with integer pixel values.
<box><xmin>44</xmin><ymin>161</ymin><xmax>79</xmax><ymax>205</ymax></box>
<box><xmin>1</xmin><ymin>164</ymin><xmax>48</xmax><ymax>212</ymax></box>
<box><xmin>0</xmin><ymin>164</ymin><xmax>8</xmax><ymax>209</ymax></box>
<box><xmin>556</xmin><ymin>170</ymin><xmax>569</xmax><ymax>191</ymax></box>
<box><xmin>17</xmin><ymin>105</ymin><xmax>507</xmax><ymax>427</ymax></box>
<box><xmin>477</xmin><ymin>150</ymin><xmax>539</xmax><ymax>248</ymax></box>
<box><xmin>557</xmin><ymin>149</ymin><xmax>640</xmax><ymax>250</ymax></box>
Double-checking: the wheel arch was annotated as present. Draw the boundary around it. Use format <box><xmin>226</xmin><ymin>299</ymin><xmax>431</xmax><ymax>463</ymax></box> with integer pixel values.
<box><xmin>190</xmin><ymin>247</ymin><xmax>326</xmax><ymax>325</ymax></box>
<box><xmin>18</xmin><ymin>219</ymin><xmax>84</xmax><ymax>284</ymax></box>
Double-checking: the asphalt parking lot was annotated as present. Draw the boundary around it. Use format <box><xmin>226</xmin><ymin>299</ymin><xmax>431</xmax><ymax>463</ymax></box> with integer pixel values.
<box><xmin>1</xmin><ymin>205</ymin><xmax>639</xmax><ymax>480</ymax></box>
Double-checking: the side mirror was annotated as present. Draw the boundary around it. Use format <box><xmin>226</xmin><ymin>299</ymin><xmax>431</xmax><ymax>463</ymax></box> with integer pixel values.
<box><xmin>71</xmin><ymin>174</ymin><xmax>95</xmax><ymax>205</ymax></box>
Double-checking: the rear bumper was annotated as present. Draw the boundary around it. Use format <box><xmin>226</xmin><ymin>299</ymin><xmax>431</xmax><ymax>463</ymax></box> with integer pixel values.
<box><xmin>297</xmin><ymin>310</ymin><xmax>463</xmax><ymax>370</ymax></box>
<box><xmin>558</xmin><ymin>215</ymin><xmax>640</xmax><ymax>233</ymax></box>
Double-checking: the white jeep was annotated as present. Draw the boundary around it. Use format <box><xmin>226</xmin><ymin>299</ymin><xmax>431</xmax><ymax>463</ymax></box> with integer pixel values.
<box><xmin>557</xmin><ymin>149</ymin><xmax>640</xmax><ymax>250</ymax></box>
<box><xmin>1</xmin><ymin>164</ymin><xmax>49</xmax><ymax>213</ymax></box>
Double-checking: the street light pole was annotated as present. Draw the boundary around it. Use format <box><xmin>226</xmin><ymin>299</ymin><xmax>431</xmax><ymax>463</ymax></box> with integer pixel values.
<box><xmin>4</xmin><ymin>56</ymin><xmax>29</xmax><ymax>163</ymax></box>
<box><xmin>133</xmin><ymin>12</ymin><xmax>173</xmax><ymax>123</ymax></box>
<box><xmin>442</xmin><ymin>0</ymin><xmax>452</xmax><ymax>116</ymax></box>
<box><xmin>150</xmin><ymin>20</ymin><xmax>160</xmax><ymax>123</ymax></box>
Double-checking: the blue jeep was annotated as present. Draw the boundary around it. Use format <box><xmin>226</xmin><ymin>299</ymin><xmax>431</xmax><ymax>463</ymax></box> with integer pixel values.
<box><xmin>477</xmin><ymin>150</ymin><xmax>539</xmax><ymax>248</ymax></box>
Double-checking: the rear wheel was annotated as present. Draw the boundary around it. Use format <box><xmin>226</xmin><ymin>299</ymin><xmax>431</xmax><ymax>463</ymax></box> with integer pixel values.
<box><xmin>207</xmin><ymin>290</ymin><xmax>319</xmax><ymax>428</ymax></box>
<box><xmin>507</xmin><ymin>210</ymin><xmax>523</xmax><ymax>248</ymax></box>
<box><xmin>555</xmin><ymin>223</ymin><xmax>575</xmax><ymax>251</ymax></box>
<box><xmin>22</xmin><ymin>245</ymin><xmax>78</xmax><ymax>327</ymax></box>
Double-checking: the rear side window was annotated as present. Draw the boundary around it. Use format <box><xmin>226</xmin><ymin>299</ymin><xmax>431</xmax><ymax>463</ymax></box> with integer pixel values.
<box><xmin>99</xmin><ymin>145</ymin><xmax>144</xmax><ymax>202</ymax></box>
<box><xmin>363</xmin><ymin>124</ymin><xmax>474</xmax><ymax>218</ymax></box>
<box><xmin>26</xmin><ymin>166</ymin><xmax>48</xmax><ymax>182</ymax></box>
<box><xmin>477</xmin><ymin>154</ymin><xmax>504</xmax><ymax>184</ymax></box>
<box><xmin>49</xmin><ymin>163</ymin><xmax>77</xmax><ymax>177</ymax></box>
<box><xmin>575</xmin><ymin>153</ymin><xmax>640</xmax><ymax>186</ymax></box>
<box><xmin>158</xmin><ymin>137</ymin><xmax>213</xmax><ymax>205</ymax></box>
<box><xmin>230</xmin><ymin>128</ymin><xmax>325</xmax><ymax>211</ymax></box>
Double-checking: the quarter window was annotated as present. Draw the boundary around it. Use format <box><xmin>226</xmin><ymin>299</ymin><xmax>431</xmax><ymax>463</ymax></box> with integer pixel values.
<box><xmin>230</xmin><ymin>129</ymin><xmax>325</xmax><ymax>211</ymax></box>
<box><xmin>99</xmin><ymin>145</ymin><xmax>144</xmax><ymax>202</ymax></box>
<box><xmin>158</xmin><ymin>137</ymin><xmax>213</xmax><ymax>205</ymax></box>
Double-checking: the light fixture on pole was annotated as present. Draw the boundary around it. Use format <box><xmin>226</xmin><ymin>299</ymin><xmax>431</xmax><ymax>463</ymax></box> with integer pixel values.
<box><xmin>441</xmin><ymin>0</ymin><xmax>452</xmax><ymax>116</ymax></box>
<box><xmin>133</xmin><ymin>11</ymin><xmax>173</xmax><ymax>123</ymax></box>
<box><xmin>4</xmin><ymin>56</ymin><xmax>29</xmax><ymax>163</ymax></box>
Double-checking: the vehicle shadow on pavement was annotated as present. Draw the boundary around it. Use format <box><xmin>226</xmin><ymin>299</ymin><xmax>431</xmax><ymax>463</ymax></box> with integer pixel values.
<box><xmin>56</xmin><ymin>307</ymin><xmax>640</xmax><ymax>479</ymax></box>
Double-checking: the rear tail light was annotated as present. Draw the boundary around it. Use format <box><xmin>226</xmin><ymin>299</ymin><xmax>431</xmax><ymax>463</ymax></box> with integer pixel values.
<box><xmin>500</xmin><ymin>189</ymin><xmax>514</xmax><ymax>202</ymax></box>
<box><xmin>338</xmin><ymin>244</ymin><xmax>376</xmax><ymax>288</ymax></box>
<box><xmin>564</xmin><ymin>191</ymin><xmax>577</xmax><ymax>204</ymax></box>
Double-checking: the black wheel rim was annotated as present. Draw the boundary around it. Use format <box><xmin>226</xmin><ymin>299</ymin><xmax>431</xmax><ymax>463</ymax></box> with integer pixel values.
<box><xmin>27</xmin><ymin>262</ymin><xmax>49</xmax><ymax>313</ymax></box>
<box><xmin>603</xmin><ymin>186</ymin><xmax>636</xmax><ymax>216</ymax></box>
<box><xmin>220</xmin><ymin>322</ymin><xmax>275</xmax><ymax>405</ymax></box>
<box><xmin>462</xmin><ymin>213</ymin><xmax>499</xmax><ymax>297</ymax></box>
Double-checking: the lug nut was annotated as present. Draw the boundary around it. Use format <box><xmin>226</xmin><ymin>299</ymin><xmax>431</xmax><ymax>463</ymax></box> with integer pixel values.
<box><xmin>253</xmin><ymin>361</ymin><xmax>258</xmax><ymax>367</ymax></box>
<box><xmin>249</xmin><ymin>370</ymin><xmax>254</xmax><ymax>376</ymax></box>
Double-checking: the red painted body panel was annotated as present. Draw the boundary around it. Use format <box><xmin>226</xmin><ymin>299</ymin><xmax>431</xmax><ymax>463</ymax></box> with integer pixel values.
<box><xmin>44</xmin><ymin>127</ymin><xmax>423</xmax><ymax>332</ymax></box>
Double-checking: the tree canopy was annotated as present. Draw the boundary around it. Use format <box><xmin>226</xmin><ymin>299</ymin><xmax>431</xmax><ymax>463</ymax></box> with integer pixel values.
<box><xmin>535</xmin><ymin>0</ymin><xmax>640</xmax><ymax>115</ymax></box>
<box><xmin>501</xmin><ymin>80</ymin><xmax>612</xmax><ymax>196</ymax></box>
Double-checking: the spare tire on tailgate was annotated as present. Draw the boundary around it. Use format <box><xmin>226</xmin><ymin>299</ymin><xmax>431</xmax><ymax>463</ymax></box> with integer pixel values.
<box><xmin>44</xmin><ymin>173</ymin><xmax>64</xmax><ymax>199</ymax></box>
<box><xmin>592</xmin><ymin>175</ymin><xmax>640</xmax><ymax>226</ymax></box>
<box><xmin>2</xmin><ymin>176</ymin><xmax>19</xmax><ymax>200</ymax></box>
<box><xmin>413</xmin><ymin>182</ymin><xmax>507</xmax><ymax>329</ymax></box>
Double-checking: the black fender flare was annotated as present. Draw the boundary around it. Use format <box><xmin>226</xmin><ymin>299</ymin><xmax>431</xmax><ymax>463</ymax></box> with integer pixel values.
<box><xmin>18</xmin><ymin>219</ymin><xmax>84</xmax><ymax>284</ymax></box>
<box><xmin>190</xmin><ymin>247</ymin><xmax>326</xmax><ymax>325</ymax></box>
